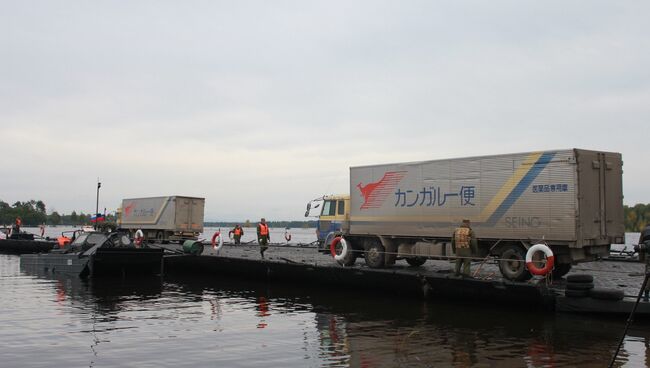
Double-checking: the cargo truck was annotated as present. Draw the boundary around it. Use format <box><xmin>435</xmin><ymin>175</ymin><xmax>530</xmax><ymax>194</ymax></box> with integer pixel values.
<box><xmin>117</xmin><ymin>196</ymin><xmax>205</xmax><ymax>243</ymax></box>
<box><xmin>306</xmin><ymin>149</ymin><xmax>625</xmax><ymax>281</ymax></box>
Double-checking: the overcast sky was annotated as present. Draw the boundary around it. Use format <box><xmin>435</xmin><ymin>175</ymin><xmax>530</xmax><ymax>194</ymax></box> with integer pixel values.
<box><xmin>1</xmin><ymin>1</ymin><xmax>648</xmax><ymax>221</ymax></box>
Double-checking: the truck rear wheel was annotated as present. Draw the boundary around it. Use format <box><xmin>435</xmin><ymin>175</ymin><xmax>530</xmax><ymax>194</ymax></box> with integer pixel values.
<box><xmin>364</xmin><ymin>240</ymin><xmax>385</xmax><ymax>268</ymax></box>
<box><xmin>498</xmin><ymin>245</ymin><xmax>532</xmax><ymax>281</ymax></box>
<box><xmin>406</xmin><ymin>257</ymin><xmax>427</xmax><ymax>267</ymax></box>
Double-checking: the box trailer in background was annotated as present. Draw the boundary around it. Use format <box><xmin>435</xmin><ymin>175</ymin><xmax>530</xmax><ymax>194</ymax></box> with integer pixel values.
<box><xmin>118</xmin><ymin>196</ymin><xmax>205</xmax><ymax>243</ymax></box>
<box><xmin>307</xmin><ymin>149</ymin><xmax>625</xmax><ymax>281</ymax></box>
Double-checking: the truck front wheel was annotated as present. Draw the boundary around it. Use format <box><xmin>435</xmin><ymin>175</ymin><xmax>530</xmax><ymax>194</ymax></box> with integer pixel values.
<box><xmin>365</xmin><ymin>240</ymin><xmax>385</xmax><ymax>268</ymax></box>
<box><xmin>498</xmin><ymin>245</ymin><xmax>532</xmax><ymax>281</ymax></box>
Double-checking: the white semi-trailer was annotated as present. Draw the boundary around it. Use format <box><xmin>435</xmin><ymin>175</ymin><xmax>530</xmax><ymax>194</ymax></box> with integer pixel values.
<box><xmin>307</xmin><ymin>149</ymin><xmax>624</xmax><ymax>281</ymax></box>
<box><xmin>118</xmin><ymin>196</ymin><xmax>205</xmax><ymax>243</ymax></box>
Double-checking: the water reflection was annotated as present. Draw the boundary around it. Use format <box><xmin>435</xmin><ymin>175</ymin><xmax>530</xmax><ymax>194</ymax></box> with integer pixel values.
<box><xmin>167</xmin><ymin>276</ymin><xmax>650</xmax><ymax>367</ymax></box>
<box><xmin>4</xmin><ymin>255</ymin><xmax>650</xmax><ymax>367</ymax></box>
<box><xmin>21</xmin><ymin>262</ymin><xmax>163</xmax><ymax>313</ymax></box>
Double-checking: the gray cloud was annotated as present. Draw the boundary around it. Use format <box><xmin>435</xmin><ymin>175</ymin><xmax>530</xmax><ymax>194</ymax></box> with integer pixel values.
<box><xmin>1</xmin><ymin>1</ymin><xmax>648</xmax><ymax>220</ymax></box>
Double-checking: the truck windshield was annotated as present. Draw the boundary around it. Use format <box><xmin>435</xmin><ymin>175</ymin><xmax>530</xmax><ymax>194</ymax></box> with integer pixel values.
<box><xmin>71</xmin><ymin>233</ymin><xmax>108</xmax><ymax>247</ymax></box>
<box><xmin>321</xmin><ymin>200</ymin><xmax>336</xmax><ymax>216</ymax></box>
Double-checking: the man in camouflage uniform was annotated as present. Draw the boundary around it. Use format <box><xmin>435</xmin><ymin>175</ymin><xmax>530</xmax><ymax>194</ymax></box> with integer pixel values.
<box><xmin>451</xmin><ymin>219</ymin><xmax>478</xmax><ymax>277</ymax></box>
<box><xmin>638</xmin><ymin>224</ymin><xmax>650</xmax><ymax>301</ymax></box>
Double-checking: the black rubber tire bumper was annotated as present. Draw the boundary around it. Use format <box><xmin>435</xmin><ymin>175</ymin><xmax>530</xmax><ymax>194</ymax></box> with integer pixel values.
<box><xmin>566</xmin><ymin>274</ymin><xmax>594</xmax><ymax>283</ymax></box>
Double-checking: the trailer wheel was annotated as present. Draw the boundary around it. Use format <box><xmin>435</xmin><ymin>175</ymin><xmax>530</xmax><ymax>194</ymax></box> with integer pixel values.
<box><xmin>498</xmin><ymin>245</ymin><xmax>532</xmax><ymax>281</ymax></box>
<box><xmin>406</xmin><ymin>257</ymin><xmax>427</xmax><ymax>267</ymax></box>
<box><xmin>365</xmin><ymin>240</ymin><xmax>385</xmax><ymax>268</ymax></box>
<box><xmin>552</xmin><ymin>263</ymin><xmax>572</xmax><ymax>279</ymax></box>
<box><xmin>155</xmin><ymin>231</ymin><xmax>164</xmax><ymax>243</ymax></box>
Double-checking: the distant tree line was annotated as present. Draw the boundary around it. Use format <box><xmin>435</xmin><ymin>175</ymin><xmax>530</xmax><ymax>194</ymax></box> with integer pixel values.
<box><xmin>625</xmin><ymin>204</ymin><xmax>650</xmax><ymax>232</ymax></box>
<box><xmin>0</xmin><ymin>200</ymin><xmax>47</xmax><ymax>226</ymax></box>
<box><xmin>0</xmin><ymin>199</ymin><xmax>116</xmax><ymax>227</ymax></box>
<box><xmin>5</xmin><ymin>198</ymin><xmax>646</xmax><ymax>232</ymax></box>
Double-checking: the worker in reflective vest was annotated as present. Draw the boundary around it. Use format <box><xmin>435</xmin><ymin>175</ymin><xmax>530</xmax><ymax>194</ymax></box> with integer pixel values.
<box><xmin>451</xmin><ymin>219</ymin><xmax>478</xmax><ymax>277</ymax></box>
<box><xmin>257</xmin><ymin>218</ymin><xmax>270</xmax><ymax>258</ymax></box>
<box><xmin>231</xmin><ymin>224</ymin><xmax>244</xmax><ymax>245</ymax></box>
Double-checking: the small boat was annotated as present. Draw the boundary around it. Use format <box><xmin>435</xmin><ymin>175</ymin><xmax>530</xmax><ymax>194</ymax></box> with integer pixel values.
<box><xmin>20</xmin><ymin>231</ymin><xmax>164</xmax><ymax>278</ymax></box>
<box><xmin>0</xmin><ymin>230</ymin><xmax>56</xmax><ymax>255</ymax></box>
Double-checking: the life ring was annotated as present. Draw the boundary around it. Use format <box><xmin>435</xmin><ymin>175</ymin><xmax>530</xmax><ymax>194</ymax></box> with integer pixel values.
<box><xmin>228</xmin><ymin>230</ymin><xmax>234</xmax><ymax>240</ymax></box>
<box><xmin>211</xmin><ymin>231</ymin><xmax>223</xmax><ymax>251</ymax></box>
<box><xmin>284</xmin><ymin>230</ymin><xmax>292</xmax><ymax>242</ymax></box>
<box><xmin>134</xmin><ymin>229</ymin><xmax>145</xmax><ymax>247</ymax></box>
<box><xmin>330</xmin><ymin>236</ymin><xmax>348</xmax><ymax>261</ymax></box>
<box><xmin>525</xmin><ymin>244</ymin><xmax>555</xmax><ymax>276</ymax></box>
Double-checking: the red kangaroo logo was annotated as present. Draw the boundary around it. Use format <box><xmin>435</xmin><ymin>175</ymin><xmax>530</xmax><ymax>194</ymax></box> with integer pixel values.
<box><xmin>124</xmin><ymin>202</ymin><xmax>135</xmax><ymax>217</ymax></box>
<box><xmin>357</xmin><ymin>171</ymin><xmax>407</xmax><ymax>209</ymax></box>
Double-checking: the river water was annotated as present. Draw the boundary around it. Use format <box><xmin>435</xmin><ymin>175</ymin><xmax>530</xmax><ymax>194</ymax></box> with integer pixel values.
<box><xmin>1</xmin><ymin>227</ymin><xmax>649</xmax><ymax>367</ymax></box>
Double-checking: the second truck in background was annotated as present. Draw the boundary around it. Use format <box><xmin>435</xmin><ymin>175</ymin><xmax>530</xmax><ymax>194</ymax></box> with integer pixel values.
<box><xmin>117</xmin><ymin>196</ymin><xmax>205</xmax><ymax>243</ymax></box>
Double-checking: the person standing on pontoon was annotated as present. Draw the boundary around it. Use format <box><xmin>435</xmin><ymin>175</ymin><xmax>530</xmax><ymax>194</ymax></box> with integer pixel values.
<box><xmin>257</xmin><ymin>218</ymin><xmax>270</xmax><ymax>258</ymax></box>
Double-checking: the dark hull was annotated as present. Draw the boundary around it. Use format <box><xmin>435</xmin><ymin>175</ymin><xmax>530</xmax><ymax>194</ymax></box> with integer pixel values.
<box><xmin>20</xmin><ymin>253</ymin><xmax>89</xmax><ymax>275</ymax></box>
<box><xmin>89</xmin><ymin>248</ymin><xmax>164</xmax><ymax>277</ymax></box>
<box><xmin>0</xmin><ymin>238</ymin><xmax>56</xmax><ymax>255</ymax></box>
<box><xmin>20</xmin><ymin>248</ymin><xmax>164</xmax><ymax>278</ymax></box>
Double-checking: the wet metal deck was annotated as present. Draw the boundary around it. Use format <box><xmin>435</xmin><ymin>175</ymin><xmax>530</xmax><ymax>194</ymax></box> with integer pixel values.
<box><xmin>163</xmin><ymin>243</ymin><xmax>650</xmax><ymax>316</ymax></box>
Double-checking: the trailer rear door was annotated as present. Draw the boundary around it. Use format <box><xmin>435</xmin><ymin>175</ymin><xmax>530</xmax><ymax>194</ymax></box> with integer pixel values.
<box><xmin>176</xmin><ymin>197</ymin><xmax>192</xmax><ymax>231</ymax></box>
<box><xmin>575</xmin><ymin>149</ymin><xmax>624</xmax><ymax>245</ymax></box>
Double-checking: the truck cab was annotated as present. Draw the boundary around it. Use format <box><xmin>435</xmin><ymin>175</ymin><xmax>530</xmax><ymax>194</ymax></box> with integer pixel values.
<box><xmin>306</xmin><ymin>195</ymin><xmax>350</xmax><ymax>253</ymax></box>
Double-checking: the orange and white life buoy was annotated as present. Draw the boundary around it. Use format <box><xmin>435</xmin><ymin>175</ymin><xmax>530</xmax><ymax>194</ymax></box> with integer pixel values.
<box><xmin>284</xmin><ymin>229</ymin><xmax>291</xmax><ymax>242</ymax></box>
<box><xmin>134</xmin><ymin>229</ymin><xmax>144</xmax><ymax>248</ymax></box>
<box><xmin>211</xmin><ymin>231</ymin><xmax>223</xmax><ymax>251</ymax></box>
<box><xmin>330</xmin><ymin>236</ymin><xmax>348</xmax><ymax>261</ymax></box>
<box><xmin>525</xmin><ymin>244</ymin><xmax>555</xmax><ymax>276</ymax></box>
